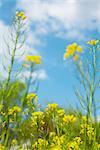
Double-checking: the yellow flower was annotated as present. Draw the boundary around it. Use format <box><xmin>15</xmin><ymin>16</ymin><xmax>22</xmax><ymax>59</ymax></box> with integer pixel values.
<box><xmin>48</xmin><ymin>103</ymin><xmax>58</xmax><ymax>110</ymax></box>
<box><xmin>57</xmin><ymin>109</ymin><xmax>65</xmax><ymax>117</ymax></box>
<box><xmin>76</xmin><ymin>46</ymin><xmax>82</xmax><ymax>53</ymax></box>
<box><xmin>81</xmin><ymin>116</ymin><xmax>87</xmax><ymax>122</ymax></box>
<box><xmin>87</xmin><ymin>40</ymin><xmax>99</xmax><ymax>46</ymax></box>
<box><xmin>11</xmin><ymin>139</ymin><xmax>18</xmax><ymax>145</ymax></box>
<box><xmin>33</xmin><ymin>138</ymin><xmax>48</xmax><ymax>149</ymax></box>
<box><xmin>49</xmin><ymin>132</ymin><xmax>56</xmax><ymax>138</ymax></box>
<box><xmin>31</xmin><ymin>111</ymin><xmax>44</xmax><ymax>127</ymax></box>
<box><xmin>67</xmin><ymin>47</ymin><xmax>75</xmax><ymax>55</ymax></box>
<box><xmin>63</xmin><ymin>52</ymin><xmax>70</xmax><ymax>60</ymax></box>
<box><xmin>8</xmin><ymin>106</ymin><xmax>21</xmax><ymax>115</ymax></box>
<box><xmin>64</xmin><ymin>43</ymin><xmax>82</xmax><ymax>61</ymax></box>
<box><xmin>73</xmin><ymin>54</ymin><xmax>79</xmax><ymax>61</ymax></box>
<box><xmin>27</xmin><ymin>93</ymin><xmax>37</xmax><ymax>101</ymax></box>
<box><xmin>25</xmin><ymin>55</ymin><xmax>41</xmax><ymax>64</ymax></box>
<box><xmin>63</xmin><ymin>115</ymin><xmax>76</xmax><ymax>123</ymax></box>
<box><xmin>16</xmin><ymin>11</ymin><xmax>27</xmax><ymax>20</ymax></box>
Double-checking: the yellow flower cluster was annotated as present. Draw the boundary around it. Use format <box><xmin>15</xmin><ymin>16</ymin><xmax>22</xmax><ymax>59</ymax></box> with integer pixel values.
<box><xmin>25</xmin><ymin>55</ymin><xmax>41</xmax><ymax>64</ymax></box>
<box><xmin>47</xmin><ymin>103</ymin><xmax>58</xmax><ymax>110</ymax></box>
<box><xmin>32</xmin><ymin>138</ymin><xmax>48</xmax><ymax>150</ymax></box>
<box><xmin>26</xmin><ymin>93</ymin><xmax>37</xmax><ymax>101</ymax></box>
<box><xmin>49</xmin><ymin>132</ymin><xmax>56</xmax><ymax>138</ymax></box>
<box><xmin>8</xmin><ymin>106</ymin><xmax>21</xmax><ymax>115</ymax></box>
<box><xmin>81</xmin><ymin>116</ymin><xmax>87</xmax><ymax>122</ymax></box>
<box><xmin>63</xmin><ymin>114</ymin><xmax>77</xmax><ymax>124</ymax></box>
<box><xmin>57</xmin><ymin>109</ymin><xmax>65</xmax><ymax>117</ymax></box>
<box><xmin>16</xmin><ymin>11</ymin><xmax>26</xmax><ymax>20</ymax></box>
<box><xmin>80</xmin><ymin>124</ymin><xmax>94</xmax><ymax>138</ymax></box>
<box><xmin>87</xmin><ymin>39</ymin><xmax>99</xmax><ymax>46</ymax></box>
<box><xmin>0</xmin><ymin>144</ymin><xmax>5</xmax><ymax>150</ymax></box>
<box><xmin>51</xmin><ymin>135</ymin><xmax>65</xmax><ymax>147</ymax></box>
<box><xmin>31</xmin><ymin>111</ymin><xmax>45</xmax><ymax>127</ymax></box>
<box><xmin>64</xmin><ymin>43</ymin><xmax>82</xmax><ymax>61</ymax></box>
<box><xmin>67</xmin><ymin>137</ymin><xmax>82</xmax><ymax>150</ymax></box>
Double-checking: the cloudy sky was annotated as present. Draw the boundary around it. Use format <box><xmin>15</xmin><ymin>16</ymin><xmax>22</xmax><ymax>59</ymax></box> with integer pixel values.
<box><xmin>0</xmin><ymin>0</ymin><xmax>100</xmax><ymax>110</ymax></box>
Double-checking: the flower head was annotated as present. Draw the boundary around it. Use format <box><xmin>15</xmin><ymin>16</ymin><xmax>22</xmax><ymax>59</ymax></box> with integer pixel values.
<box><xmin>27</xmin><ymin>93</ymin><xmax>37</xmax><ymax>101</ymax></box>
<box><xmin>25</xmin><ymin>55</ymin><xmax>41</xmax><ymax>64</ymax></box>
<box><xmin>8</xmin><ymin>106</ymin><xmax>21</xmax><ymax>115</ymax></box>
<box><xmin>16</xmin><ymin>11</ymin><xmax>27</xmax><ymax>20</ymax></box>
<box><xmin>64</xmin><ymin>43</ymin><xmax>82</xmax><ymax>61</ymax></box>
<box><xmin>87</xmin><ymin>39</ymin><xmax>99</xmax><ymax>46</ymax></box>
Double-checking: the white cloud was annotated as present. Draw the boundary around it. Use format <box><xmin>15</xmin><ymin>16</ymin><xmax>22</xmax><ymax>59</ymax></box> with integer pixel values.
<box><xmin>23</xmin><ymin>69</ymin><xmax>48</xmax><ymax>81</ymax></box>
<box><xmin>17</xmin><ymin>0</ymin><xmax>100</xmax><ymax>41</ymax></box>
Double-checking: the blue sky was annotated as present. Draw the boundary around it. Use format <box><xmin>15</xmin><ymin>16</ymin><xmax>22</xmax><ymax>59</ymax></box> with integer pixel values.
<box><xmin>0</xmin><ymin>0</ymin><xmax>100</xmax><ymax>112</ymax></box>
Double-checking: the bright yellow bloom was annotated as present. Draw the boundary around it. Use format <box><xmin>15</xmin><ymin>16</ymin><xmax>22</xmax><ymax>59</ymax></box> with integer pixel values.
<box><xmin>25</xmin><ymin>55</ymin><xmax>41</xmax><ymax>64</ymax></box>
<box><xmin>57</xmin><ymin>109</ymin><xmax>65</xmax><ymax>117</ymax></box>
<box><xmin>16</xmin><ymin>11</ymin><xmax>27</xmax><ymax>20</ymax></box>
<box><xmin>49</xmin><ymin>132</ymin><xmax>56</xmax><ymax>138</ymax></box>
<box><xmin>64</xmin><ymin>43</ymin><xmax>82</xmax><ymax>61</ymax></box>
<box><xmin>33</xmin><ymin>138</ymin><xmax>48</xmax><ymax>149</ymax></box>
<box><xmin>73</xmin><ymin>54</ymin><xmax>79</xmax><ymax>61</ymax></box>
<box><xmin>8</xmin><ymin>106</ymin><xmax>21</xmax><ymax>115</ymax></box>
<box><xmin>76</xmin><ymin>46</ymin><xmax>82</xmax><ymax>53</ymax></box>
<box><xmin>81</xmin><ymin>116</ymin><xmax>87</xmax><ymax>122</ymax></box>
<box><xmin>48</xmin><ymin>103</ymin><xmax>58</xmax><ymax>110</ymax></box>
<box><xmin>31</xmin><ymin>111</ymin><xmax>45</xmax><ymax>127</ymax></box>
<box><xmin>27</xmin><ymin>93</ymin><xmax>37</xmax><ymax>101</ymax></box>
<box><xmin>80</xmin><ymin>124</ymin><xmax>94</xmax><ymax>138</ymax></box>
<box><xmin>63</xmin><ymin>115</ymin><xmax>77</xmax><ymax>123</ymax></box>
<box><xmin>63</xmin><ymin>52</ymin><xmax>70</xmax><ymax>60</ymax></box>
<box><xmin>87</xmin><ymin>39</ymin><xmax>99</xmax><ymax>46</ymax></box>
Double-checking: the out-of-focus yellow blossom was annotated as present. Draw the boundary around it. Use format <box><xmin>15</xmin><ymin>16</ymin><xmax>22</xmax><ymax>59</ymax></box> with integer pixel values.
<box><xmin>0</xmin><ymin>144</ymin><xmax>5</xmax><ymax>150</ymax></box>
<box><xmin>63</xmin><ymin>52</ymin><xmax>70</xmax><ymax>60</ymax></box>
<box><xmin>76</xmin><ymin>46</ymin><xmax>82</xmax><ymax>53</ymax></box>
<box><xmin>49</xmin><ymin>132</ymin><xmax>56</xmax><ymax>138</ymax></box>
<box><xmin>74</xmin><ymin>137</ymin><xmax>82</xmax><ymax>145</ymax></box>
<box><xmin>87</xmin><ymin>39</ymin><xmax>99</xmax><ymax>46</ymax></box>
<box><xmin>32</xmin><ymin>111</ymin><xmax>44</xmax><ymax>119</ymax></box>
<box><xmin>8</xmin><ymin>106</ymin><xmax>21</xmax><ymax>115</ymax></box>
<box><xmin>26</xmin><ymin>93</ymin><xmax>37</xmax><ymax>101</ymax></box>
<box><xmin>73</xmin><ymin>54</ymin><xmax>79</xmax><ymax>61</ymax></box>
<box><xmin>32</xmin><ymin>138</ymin><xmax>48</xmax><ymax>150</ymax></box>
<box><xmin>63</xmin><ymin>43</ymin><xmax>82</xmax><ymax>61</ymax></box>
<box><xmin>63</xmin><ymin>115</ymin><xmax>77</xmax><ymax>124</ymax></box>
<box><xmin>67</xmin><ymin>137</ymin><xmax>82</xmax><ymax>150</ymax></box>
<box><xmin>80</xmin><ymin>124</ymin><xmax>94</xmax><ymax>138</ymax></box>
<box><xmin>51</xmin><ymin>135</ymin><xmax>65</xmax><ymax>147</ymax></box>
<box><xmin>16</xmin><ymin>11</ymin><xmax>26</xmax><ymax>20</ymax></box>
<box><xmin>48</xmin><ymin>103</ymin><xmax>58</xmax><ymax>110</ymax></box>
<box><xmin>57</xmin><ymin>109</ymin><xmax>65</xmax><ymax>117</ymax></box>
<box><xmin>81</xmin><ymin>116</ymin><xmax>87</xmax><ymax>122</ymax></box>
<box><xmin>31</xmin><ymin>111</ymin><xmax>45</xmax><ymax>127</ymax></box>
<box><xmin>11</xmin><ymin>139</ymin><xmax>18</xmax><ymax>145</ymax></box>
<box><xmin>25</xmin><ymin>55</ymin><xmax>41</xmax><ymax>64</ymax></box>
